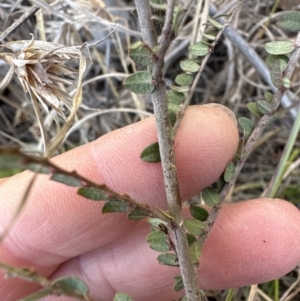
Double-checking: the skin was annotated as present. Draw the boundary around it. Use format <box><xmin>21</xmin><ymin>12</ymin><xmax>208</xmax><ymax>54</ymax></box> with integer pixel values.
<box><xmin>0</xmin><ymin>105</ymin><xmax>300</xmax><ymax>301</ymax></box>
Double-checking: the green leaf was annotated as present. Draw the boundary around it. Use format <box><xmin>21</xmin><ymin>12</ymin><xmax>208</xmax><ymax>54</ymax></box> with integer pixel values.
<box><xmin>202</xmin><ymin>187</ymin><xmax>220</xmax><ymax>207</ymax></box>
<box><xmin>127</xmin><ymin>209</ymin><xmax>149</xmax><ymax>220</ymax></box>
<box><xmin>188</xmin><ymin>241</ymin><xmax>202</xmax><ymax>264</ymax></box>
<box><xmin>183</xmin><ymin>218</ymin><xmax>204</xmax><ymax>236</ymax></box>
<box><xmin>190</xmin><ymin>205</ymin><xmax>209</xmax><ymax>221</ymax></box>
<box><xmin>264</xmin><ymin>92</ymin><xmax>274</xmax><ymax>102</ymax></box>
<box><xmin>170</xmin><ymin>84</ymin><xmax>190</xmax><ymax>93</ymax></box>
<box><xmin>266</xmin><ymin>54</ymin><xmax>288</xmax><ymax>68</ymax></box>
<box><xmin>224</xmin><ymin>162</ymin><xmax>235</xmax><ymax>182</ymax></box>
<box><xmin>270</xmin><ymin>59</ymin><xmax>288</xmax><ymax>88</ymax></box>
<box><xmin>157</xmin><ymin>253</ymin><xmax>179</xmax><ymax>266</ymax></box>
<box><xmin>202</xmin><ymin>32</ymin><xmax>216</xmax><ymax>40</ymax></box>
<box><xmin>181</xmin><ymin>297</ymin><xmax>188</xmax><ymax>301</ymax></box>
<box><xmin>19</xmin><ymin>289</ymin><xmax>53</xmax><ymax>301</ymax></box>
<box><xmin>26</xmin><ymin>163</ymin><xmax>50</xmax><ymax>174</ymax></box>
<box><xmin>174</xmin><ymin>275</ymin><xmax>184</xmax><ymax>292</ymax></box>
<box><xmin>129</xmin><ymin>41</ymin><xmax>152</xmax><ymax>65</ymax></box>
<box><xmin>113</xmin><ymin>293</ymin><xmax>134</xmax><ymax>301</ymax></box>
<box><xmin>102</xmin><ymin>199</ymin><xmax>129</xmax><ymax>214</ymax></box>
<box><xmin>77</xmin><ymin>187</ymin><xmax>107</xmax><ymax>201</ymax></box>
<box><xmin>175</xmin><ymin>73</ymin><xmax>193</xmax><ymax>86</ymax></box>
<box><xmin>265</xmin><ymin>41</ymin><xmax>295</xmax><ymax>55</ymax></box>
<box><xmin>147</xmin><ymin>217</ymin><xmax>168</xmax><ymax>228</ymax></box>
<box><xmin>52</xmin><ymin>277</ymin><xmax>89</xmax><ymax>294</ymax></box>
<box><xmin>257</xmin><ymin>100</ymin><xmax>272</xmax><ymax>114</ymax></box>
<box><xmin>167</xmin><ymin>89</ymin><xmax>185</xmax><ymax>105</ymax></box>
<box><xmin>168</xmin><ymin>109</ymin><xmax>177</xmax><ymax>127</ymax></box>
<box><xmin>283</xmin><ymin>77</ymin><xmax>291</xmax><ymax>88</ymax></box>
<box><xmin>168</xmin><ymin>103</ymin><xmax>181</xmax><ymax>114</ymax></box>
<box><xmin>123</xmin><ymin>71</ymin><xmax>155</xmax><ymax>94</ymax></box>
<box><xmin>140</xmin><ymin>142</ymin><xmax>161</xmax><ymax>163</ymax></box>
<box><xmin>50</xmin><ymin>173</ymin><xmax>82</xmax><ymax>187</ymax></box>
<box><xmin>238</xmin><ymin>117</ymin><xmax>255</xmax><ymax>140</ymax></box>
<box><xmin>276</xmin><ymin>11</ymin><xmax>300</xmax><ymax>32</ymax></box>
<box><xmin>186</xmin><ymin>233</ymin><xmax>197</xmax><ymax>245</ymax></box>
<box><xmin>146</xmin><ymin>231</ymin><xmax>170</xmax><ymax>252</ymax></box>
<box><xmin>180</xmin><ymin>60</ymin><xmax>200</xmax><ymax>73</ymax></box>
<box><xmin>247</xmin><ymin>102</ymin><xmax>262</xmax><ymax>117</ymax></box>
<box><xmin>208</xmin><ymin>17</ymin><xmax>223</xmax><ymax>29</ymax></box>
<box><xmin>189</xmin><ymin>42</ymin><xmax>209</xmax><ymax>56</ymax></box>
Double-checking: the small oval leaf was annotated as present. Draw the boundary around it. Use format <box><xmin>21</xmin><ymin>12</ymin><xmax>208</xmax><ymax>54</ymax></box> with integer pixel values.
<box><xmin>50</xmin><ymin>173</ymin><xmax>82</xmax><ymax>187</ymax></box>
<box><xmin>265</xmin><ymin>41</ymin><xmax>295</xmax><ymax>55</ymax></box>
<box><xmin>127</xmin><ymin>209</ymin><xmax>149</xmax><ymax>220</ymax></box>
<box><xmin>167</xmin><ymin>89</ymin><xmax>185</xmax><ymax>105</ymax></box>
<box><xmin>238</xmin><ymin>117</ymin><xmax>255</xmax><ymax>140</ymax></box>
<box><xmin>270</xmin><ymin>59</ymin><xmax>288</xmax><ymax>88</ymax></box>
<box><xmin>224</xmin><ymin>162</ymin><xmax>235</xmax><ymax>182</ymax></box>
<box><xmin>276</xmin><ymin>11</ymin><xmax>300</xmax><ymax>32</ymax></box>
<box><xmin>283</xmin><ymin>77</ymin><xmax>291</xmax><ymax>88</ymax></box>
<box><xmin>77</xmin><ymin>186</ymin><xmax>107</xmax><ymax>201</ymax></box>
<box><xmin>52</xmin><ymin>277</ymin><xmax>89</xmax><ymax>294</ymax></box>
<box><xmin>247</xmin><ymin>102</ymin><xmax>263</xmax><ymax>117</ymax></box>
<box><xmin>190</xmin><ymin>205</ymin><xmax>209</xmax><ymax>221</ymax></box>
<box><xmin>183</xmin><ymin>218</ymin><xmax>204</xmax><ymax>236</ymax></box>
<box><xmin>146</xmin><ymin>231</ymin><xmax>170</xmax><ymax>252</ymax></box>
<box><xmin>140</xmin><ymin>142</ymin><xmax>161</xmax><ymax>163</ymax></box>
<box><xmin>170</xmin><ymin>84</ymin><xmax>190</xmax><ymax>93</ymax></box>
<box><xmin>264</xmin><ymin>92</ymin><xmax>274</xmax><ymax>102</ymax></box>
<box><xmin>266</xmin><ymin>54</ymin><xmax>288</xmax><ymax>68</ymax></box>
<box><xmin>148</xmin><ymin>217</ymin><xmax>168</xmax><ymax>228</ymax></box>
<box><xmin>174</xmin><ymin>275</ymin><xmax>184</xmax><ymax>292</ymax></box>
<box><xmin>175</xmin><ymin>73</ymin><xmax>193</xmax><ymax>86</ymax></box>
<box><xmin>188</xmin><ymin>241</ymin><xmax>202</xmax><ymax>264</ymax></box>
<box><xmin>102</xmin><ymin>199</ymin><xmax>129</xmax><ymax>214</ymax></box>
<box><xmin>257</xmin><ymin>100</ymin><xmax>272</xmax><ymax>114</ymax></box>
<box><xmin>202</xmin><ymin>187</ymin><xmax>220</xmax><ymax>207</ymax></box>
<box><xmin>157</xmin><ymin>253</ymin><xmax>179</xmax><ymax>266</ymax></box>
<box><xmin>189</xmin><ymin>42</ymin><xmax>209</xmax><ymax>56</ymax></box>
<box><xmin>123</xmin><ymin>71</ymin><xmax>155</xmax><ymax>94</ymax></box>
<box><xmin>129</xmin><ymin>41</ymin><xmax>152</xmax><ymax>65</ymax></box>
<box><xmin>208</xmin><ymin>17</ymin><xmax>223</xmax><ymax>29</ymax></box>
<box><xmin>180</xmin><ymin>60</ymin><xmax>200</xmax><ymax>73</ymax></box>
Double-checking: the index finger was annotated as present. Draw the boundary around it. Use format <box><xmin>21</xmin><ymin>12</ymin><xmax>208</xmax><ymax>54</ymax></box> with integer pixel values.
<box><xmin>0</xmin><ymin>105</ymin><xmax>239</xmax><ymax>270</ymax></box>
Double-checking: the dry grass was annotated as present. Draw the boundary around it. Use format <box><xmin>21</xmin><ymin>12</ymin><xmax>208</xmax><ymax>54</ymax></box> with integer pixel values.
<box><xmin>1</xmin><ymin>0</ymin><xmax>300</xmax><ymax>300</ymax></box>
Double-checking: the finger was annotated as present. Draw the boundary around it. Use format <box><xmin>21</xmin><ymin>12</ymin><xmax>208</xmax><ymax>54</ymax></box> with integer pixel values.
<box><xmin>43</xmin><ymin>199</ymin><xmax>300</xmax><ymax>301</ymax></box>
<box><xmin>199</xmin><ymin>198</ymin><xmax>300</xmax><ymax>289</ymax></box>
<box><xmin>0</xmin><ymin>105</ymin><xmax>238</xmax><ymax>295</ymax></box>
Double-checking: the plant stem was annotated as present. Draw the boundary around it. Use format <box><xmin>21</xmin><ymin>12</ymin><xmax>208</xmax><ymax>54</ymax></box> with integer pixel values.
<box><xmin>134</xmin><ymin>0</ymin><xmax>201</xmax><ymax>300</ymax></box>
<box><xmin>199</xmin><ymin>31</ymin><xmax>300</xmax><ymax>245</ymax></box>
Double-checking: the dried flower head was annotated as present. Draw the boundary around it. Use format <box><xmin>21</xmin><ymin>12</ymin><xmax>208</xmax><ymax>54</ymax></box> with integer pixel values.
<box><xmin>0</xmin><ymin>35</ymin><xmax>81</xmax><ymax>121</ymax></box>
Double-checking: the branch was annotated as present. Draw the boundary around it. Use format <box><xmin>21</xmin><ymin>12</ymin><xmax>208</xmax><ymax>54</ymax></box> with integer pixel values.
<box><xmin>134</xmin><ymin>0</ymin><xmax>201</xmax><ymax>300</ymax></box>
<box><xmin>0</xmin><ymin>5</ymin><xmax>40</xmax><ymax>42</ymax></box>
<box><xmin>209</xmin><ymin>3</ymin><xmax>297</xmax><ymax>118</ymax></box>
<box><xmin>199</xmin><ymin>31</ymin><xmax>300</xmax><ymax>246</ymax></box>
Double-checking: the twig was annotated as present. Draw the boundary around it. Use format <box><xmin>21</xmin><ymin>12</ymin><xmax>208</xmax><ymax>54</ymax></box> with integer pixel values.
<box><xmin>199</xmin><ymin>31</ymin><xmax>300</xmax><ymax>245</ymax></box>
<box><xmin>134</xmin><ymin>0</ymin><xmax>201</xmax><ymax>300</ymax></box>
<box><xmin>0</xmin><ymin>147</ymin><xmax>156</xmax><ymax>218</ymax></box>
<box><xmin>174</xmin><ymin>2</ymin><xmax>243</xmax><ymax>134</ymax></box>
<box><xmin>209</xmin><ymin>3</ymin><xmax>298</xmax><ymax>118</ymax></box>
<box><xmin>0</xmin><ymin>5</ymin><xmax>40</xmax><ymax>42</ymax></box>
<box><xmin>0</xmin><ymin>262</ymin><xmax>97</xmax><ymax>301</ymax></box>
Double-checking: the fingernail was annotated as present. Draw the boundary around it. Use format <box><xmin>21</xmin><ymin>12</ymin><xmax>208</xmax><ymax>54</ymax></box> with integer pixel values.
<box><xmin>202</xmin><ymin>103</ymin><xmax>237</xmax><ymax>125</ymax></box>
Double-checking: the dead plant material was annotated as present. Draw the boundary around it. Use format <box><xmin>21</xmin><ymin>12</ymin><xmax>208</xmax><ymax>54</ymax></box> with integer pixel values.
<box><xmin>0</xmin><ymin>35</ymin><xmax>81</xmax><ymax>122</ymax></box>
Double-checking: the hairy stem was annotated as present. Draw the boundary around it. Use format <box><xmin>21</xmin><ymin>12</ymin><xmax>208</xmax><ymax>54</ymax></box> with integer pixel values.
<box><xmin>134</xmin><ymin>0</ymin><xmax>201</xmax><ymax>300</ymax></box>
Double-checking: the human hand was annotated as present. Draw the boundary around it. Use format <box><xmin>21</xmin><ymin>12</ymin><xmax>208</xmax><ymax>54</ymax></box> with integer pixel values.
<box><xmin>0</xmin><ymin>105</ymin><xmax>299</xmax><ymax>301</ymax></box>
